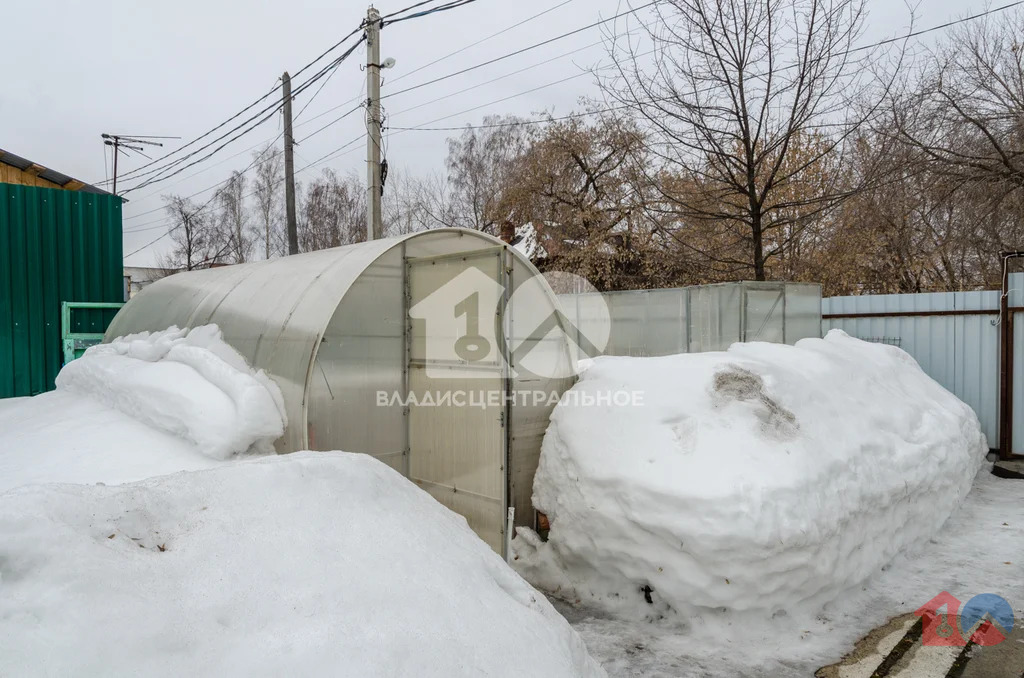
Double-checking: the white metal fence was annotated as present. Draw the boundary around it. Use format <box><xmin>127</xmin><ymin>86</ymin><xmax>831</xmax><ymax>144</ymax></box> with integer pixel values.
<box><xmin>822</xmin><ymin>273</ymin><xmax>1024</xmax><ymax>454</ymax></box>
<box><xmin>558</xmin><ymin>281</ymin><xmax>821</xmax><ymax>357</ymax></box>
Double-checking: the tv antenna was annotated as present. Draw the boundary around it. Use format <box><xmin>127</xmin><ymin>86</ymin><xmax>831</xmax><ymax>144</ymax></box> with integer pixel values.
<box><xmin>101</xmin><ymin>133</ymin><xmax>180</xmax><ymax>196</ymax></box>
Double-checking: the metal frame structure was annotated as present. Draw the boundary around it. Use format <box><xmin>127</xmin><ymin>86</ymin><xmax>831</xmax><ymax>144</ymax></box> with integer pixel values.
<box><xmin>61</xmin><ymin>301</ymin><xmax>125</xmax><ymax>364</ymax></box>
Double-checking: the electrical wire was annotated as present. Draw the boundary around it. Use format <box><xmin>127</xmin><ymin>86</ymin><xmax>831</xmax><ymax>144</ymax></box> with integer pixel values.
<box><xmin>127</xmin><ymin>0</ymin><xmax>1024</xmax><ymax>256</ymax></box>
<box><xmin>381</xmin><ymin>2</ymin><xmax>657</xmax><ymax>100</ymax></box>
<box><xmin>107</xmin><ymin>27</ymin><xmax>367</xmax><ymax>189</ymax></box>
<box><xmin>390</xmin><ymin>0</ymin><xmax>1024</xmax><ymax>132</ymax></box>
<box><xmin>387</xmin><ymin>0</ymin><xmax>574</xmax><ymax>86</ymax></box>
<box><xmin>382</xmin><ymin>0</ymin><xmax>483</xmax><ymax>26</ymax></box>
<box><xmin>121</xmin><ymin>35</ymin><xmax>366</xmax><ymax>194</ymax></box>
<box><xmin>297</xmin><ymin>103</ymin><xmax>365</xmax><ymax>144</ymax></box>
<box><xmin>124</xmin><ymin>136</ymin><xmax>359</xmax><ymax>258</ymax></box>
<box><xmin>93</xmin><ymin>81</ymin><xmax>281</xmax><ymax>187</ymax></box>
<box><xmin>380</xmin><ymin>0</ymin><xmax>444</xmax><ymax>20</ymax></box>
<box><xmin>123</xmin><ymin>0</ymin><xmax>583</xmax><ymax>199</ymax></box>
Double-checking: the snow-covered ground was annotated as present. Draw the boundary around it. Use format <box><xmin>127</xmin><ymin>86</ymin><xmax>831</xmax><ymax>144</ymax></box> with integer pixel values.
<box><xmin>0</xmin><ymin>325</ymin><xmax>604</xmax><ymax>677</ymax></box>
<box><xmin>1</xmin><ymin>324</ymin><xmax>1015</xmax><ymax>677</ymax></box>
<box><xmin>0</xmin><ymin>453</ymin><xmax>603</xmax><ymax>677</ymax></box>
<box><xmin>0</xmin><ymin>325</ymin><xmax>284</xmax><ymax>493</ymax></box>
<box><xmin>517</xmin><ymin>331</ymin><xmax>985</xmax><ymax>618</ymax></box>
<box><xmin>513</xmin><ymin>330</ymin><xmax>1007</xmax><ymax>675</ymax></box>
<box><xmin>552</xmin><ymin>468</ymin><xmax>1023</xmax><ymax>677</ymax></box>
<box><xmin>0</xmin><ymin>390</ymin><xmax>224</xmax><ymax>492</ymax></box>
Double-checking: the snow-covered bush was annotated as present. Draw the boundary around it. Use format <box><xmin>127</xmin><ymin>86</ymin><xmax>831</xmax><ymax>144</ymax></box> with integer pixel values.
<box><xmin>0</xmin><ymin>453</ymin><xmax>605</xmax><ymax>677</ymax></box>
<box><xmin>514</xmin><ymin>330</ymin><xmax>986</xmax><ymax>619</ymax></box>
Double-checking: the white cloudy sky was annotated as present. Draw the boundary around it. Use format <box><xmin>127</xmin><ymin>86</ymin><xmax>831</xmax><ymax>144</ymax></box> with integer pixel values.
<box><xmin>1</xmin><ymin>0</ymin><xmax>997</xmax><ymax>265</ymax></box>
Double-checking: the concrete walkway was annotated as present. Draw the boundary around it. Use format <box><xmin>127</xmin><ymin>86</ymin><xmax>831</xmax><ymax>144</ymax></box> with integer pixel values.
<box><xmin>817</xmin><ymin>613</ymin><xmax>1024</xmax><ymax>678</ymax></box>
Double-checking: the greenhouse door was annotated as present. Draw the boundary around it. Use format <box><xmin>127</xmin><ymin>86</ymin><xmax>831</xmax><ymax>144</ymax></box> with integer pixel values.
<box><xmin>406</xmin><ymin>248</ymin><xmax>509</xmax><ymax>555</ymax></box>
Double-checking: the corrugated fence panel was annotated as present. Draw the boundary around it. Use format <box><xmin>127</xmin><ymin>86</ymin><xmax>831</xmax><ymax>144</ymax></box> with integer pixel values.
<box><xmin>822</xmin><ymin>282</ymin><xmax>1010</xmax><ymax>450</ymax></box>
<box><xmin>0</xmin><ymin>183</ymin><xmax>123</xmax><ymax>398</ymax></box>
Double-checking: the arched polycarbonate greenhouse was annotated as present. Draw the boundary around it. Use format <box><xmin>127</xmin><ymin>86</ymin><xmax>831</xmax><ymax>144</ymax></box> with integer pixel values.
<box><xmin>107</xmin><ymin>228</ymin><xmax>577</xmax><ymax>554</ymax></box>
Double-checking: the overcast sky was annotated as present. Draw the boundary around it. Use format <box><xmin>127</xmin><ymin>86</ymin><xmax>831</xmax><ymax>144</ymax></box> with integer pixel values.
<box><xmin>1</xmin><ymin>0</ymin><xmax>994</xmax><ymax>266</ymax></box>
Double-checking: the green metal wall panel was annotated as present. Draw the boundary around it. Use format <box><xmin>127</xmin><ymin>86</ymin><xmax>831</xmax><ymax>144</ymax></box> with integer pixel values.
<box><xmin>0</xmin><ymin>183</ymin><xmax>123</xmax><ymax>398</ymax></box>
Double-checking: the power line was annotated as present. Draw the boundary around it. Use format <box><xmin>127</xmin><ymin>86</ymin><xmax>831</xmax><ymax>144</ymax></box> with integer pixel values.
<box><xmin>297</xmin><ymin>103</ymin><xmax>365</xmax><ymax>144</ymax></box>
<box><xmin>124</xmin><ymin>135</ymin><xmax>357</xmax><ymax>258</ymax></box>
<box><xmin>380</xmin><ymin>0</ymin><xmax>444</xmax><ymax>20</ymax></box>
<box><xmin>391</xmin><ymin>0</ymin><xmax>1024</xmax><ymax>132</ymax></box>
<box><xmin>93</xmin><ymin>81</ymin><xmax>280</xmax><ymax>187</ymax></box>
<box><xmin>382</xmin><ymin>0</ymin><xmax>484</xmax><ymax>26</ymax></box>
<box><xmin>122</xmin><ymin>91</ymin><xmax>368</xmax><ymax>223</ymax></box>
<box><xmin>394</xmin><ymin>70</ymin><xmax>590</xmax><ymax>128</ymax></box>
<box><xmin>381</xmin><ymin>1</ymin><xmax>657</xmax><ymax>100</ymax></box>
<box><xmin>121</xmin><ymin>35</ymin><xmax>366</xmax><ymax>194</ymax></box>
<box><xmin>107</xmin><ymin>26</ymin><xmax>367</xmax><ymax>189</ymax></box>
<box><xmin>389</xmin><ymin>36</ymin><xmax>609</xmax><ymax>118</ymax></box>
<box><xmin>387</xmin><ymin>0</ymin><xmax>574</xmax><ymax>86</ymax></box>
<box><xmin>122</xmin><ymin>133</ymin><xmax>285</xmax><ymax>233</ymax></box>
<box><xmin>127</xmin><ymin>0</ymin><xmax>1024</xmax><ymax>256</ymax></box>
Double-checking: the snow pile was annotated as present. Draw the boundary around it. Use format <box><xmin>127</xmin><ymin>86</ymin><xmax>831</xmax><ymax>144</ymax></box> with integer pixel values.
<box><xmin>514</xmin><ymin>330</ymin><xmax>986</xmax><ymax>619</ymax></box>
<box><xmin>55</xmin><ymin>325</ymin><xmax>285</xmax><ymax>459</ymax></box>
<box><xmin>0</xmin><ymin>453</ymin><xmax>604</xmax><ymax>677</ymax></box>
<box><xmin>0</xmin><ymin>391</ymin><xmax>224</xmax><ymax>493</ymax></box>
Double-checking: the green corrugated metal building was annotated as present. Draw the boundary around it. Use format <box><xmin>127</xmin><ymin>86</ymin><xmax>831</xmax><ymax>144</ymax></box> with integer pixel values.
<box><xmin>0</xmin><ymin>150</ymin><xmax>123</xmax><ymax>398</ymax></box>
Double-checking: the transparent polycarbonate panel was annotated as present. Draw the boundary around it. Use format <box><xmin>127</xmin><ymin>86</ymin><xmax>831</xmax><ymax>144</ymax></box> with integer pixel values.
<box><xmin>783</xmin><ymin>283</ymin><xmax>823</xmax><ymax>343</ymax></box>
<box><xmin>603</xmin><ymin>292</ymin><xmax>648</xmax><ymax>356</ymax></box>
<box><xmin>106</xmin><ymin>242</ymin><xmax>396</xmax><ymax>451</ymax></box>
<box><xmin>407</xmin><ymin>249</ymin><xmax>503</xmax><ymax>375</ymax></box>
<box><xmin>641</xmin><ymin>288</ymin><xmax>688</xmax><ymax>356</ymax></box>
<box><xmin>743</xmin><ymin>284</ymin><xmax>785</xmax><ymax>343</ymax></box>
<box><xmin>407</xmin><ymin>243</ymin><xmax>507</xmax><ymax>553</ymax></box>
<box><xmin>571</xmin><ymin>293</ymin><xmax>611</xmax><ymax>360</ymax></box>
<box><xmin>688</xmin><ymin>284</ymin><xmax>730</xmax><ymax>352</ymax></box>
<box><xmin>308</xmin><ymin>247</ymin><xmax>405</xmax><ymax>469</ymax></box>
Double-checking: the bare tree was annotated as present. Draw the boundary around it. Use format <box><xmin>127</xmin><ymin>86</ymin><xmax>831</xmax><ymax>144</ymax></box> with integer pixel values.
<box><xmin>160</xmin><ymin>195</ymin><xmax>230</xmax><ymax>271</ymax></box>
<box><xmin>250</xmin><ymin>143</ymin><xmax>284</xmax><ymax>259</ymax></box>
<box><xmin>381</xmin><ymin>167</ymin><xmax>444</xmax><ymax>237</ymax></box>
<box><xmin>216</xmin><ymin>170</ymin><xmax>252</xmax><ymax>263</ymax></box>
<box><xmin>604</xmin><ymin>0</ymin><xmax>902</xmax><ymax>280</ymax></box>
<box><xmin>888</xmin><ymin>7</ymin><xmax>1024</xmax><ymax>269</ymax></box>
<box><xmin>444</xmin><ymin>115</ymin><xmax>531</xmax><ymax>237</ymax></box>
<box><xmin>298</xmin><ymin>169</ymin><xmax>365</xmax><ymax>251</ymax></box>
<box><xmin>893</xmin><ymin>9</ymin><xmax>1024</xmax><ymax>192</ymax></box>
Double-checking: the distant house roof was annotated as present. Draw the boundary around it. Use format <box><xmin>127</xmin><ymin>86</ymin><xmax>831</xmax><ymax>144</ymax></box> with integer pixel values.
<box><xmin>0</xmin><ymin>148</ymin><xmax>113</xmax><ymax>196</ymax></box>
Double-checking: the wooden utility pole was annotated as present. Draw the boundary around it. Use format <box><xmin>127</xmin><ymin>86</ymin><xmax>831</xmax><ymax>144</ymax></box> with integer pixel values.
<box><xmin>282</xmin><ymin>71</ymin><xmax>299</xmax><ymax>255</ymax></box>
<box><xmin>365</xmin><ymin>6</ymin><xmax>384</xmax><ymax>241</ymax></box>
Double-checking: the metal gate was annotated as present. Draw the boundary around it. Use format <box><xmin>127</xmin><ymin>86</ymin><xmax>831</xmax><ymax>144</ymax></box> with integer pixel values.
<box><xmin>406</xmin><ymin>248</ymin><xmax>509</xmax><ymax>554</ymax></box>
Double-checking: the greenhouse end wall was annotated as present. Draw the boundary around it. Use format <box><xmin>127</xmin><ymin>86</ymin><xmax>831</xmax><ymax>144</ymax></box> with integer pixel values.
<box><xmin>559</xmin><ymin>281</ymin><xmax>822</xmax><ymax>357</ymax></box>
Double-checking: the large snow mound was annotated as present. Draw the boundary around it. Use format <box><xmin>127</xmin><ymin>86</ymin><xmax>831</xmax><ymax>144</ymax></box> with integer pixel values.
<box><xmin>514</xmin><ymin>330</ymin><xmax>986</xmax><ymax>619</ymax></box>
<box><xmin>0</xmin><ymin>391</ymin><xmax>224</xmax><ymax>493</ymax></box>
<box><xmin>55</xmin><ymin>325</ymin><xmax>285</xmax><ymax>459</ymax></box>
<box><xmin>0</xmin><ymin>453</ymin><xmax>604</xmax><ymax>677</ymax></box>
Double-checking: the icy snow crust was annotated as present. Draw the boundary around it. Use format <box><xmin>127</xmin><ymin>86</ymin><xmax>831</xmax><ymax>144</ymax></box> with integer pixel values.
<box><xmin>55</xmin><ymin>325</ymin><xmax>286</xmax><ymax>459</ymax></box>
<box><xmin>0</xmin><ymin>453</ymin><xmax>605</xmax><ymax>677</ymax></box>
<box><xmin>515</xmin><ymin>330</ymin><xmax>986</xmax><ymax>618</ymax></box>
